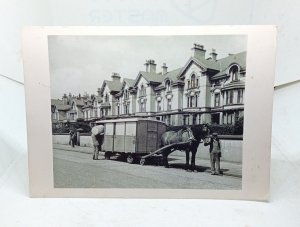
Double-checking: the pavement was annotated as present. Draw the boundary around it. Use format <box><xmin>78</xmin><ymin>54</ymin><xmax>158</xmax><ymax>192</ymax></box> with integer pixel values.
<box><xmin>53</xmin><ymin>143</ymin><xmax>242</xmax><ymax>178</ymax></box>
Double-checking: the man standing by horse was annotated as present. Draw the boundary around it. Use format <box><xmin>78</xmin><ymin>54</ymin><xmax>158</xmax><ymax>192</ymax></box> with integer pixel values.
<box><xmin>91</xmin><ymin>124</ymin><xmax>105</xmax><ymax>160</ymax></box>
<box><xmin>208</xmin><ymin>132</ymin><xmax>222</xmax><ymax>175</ymax></box>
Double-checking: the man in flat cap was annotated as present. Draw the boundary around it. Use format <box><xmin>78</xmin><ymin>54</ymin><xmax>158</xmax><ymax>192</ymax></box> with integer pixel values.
<box><xmin>91</xmin><ymin>124</ymin><xmax>105</xmax><ymax>160</ymax></box>
<box><xmin>209</xmin><ymin>132</ymin><xmax>222</xmax><ymax>175</ymax></box>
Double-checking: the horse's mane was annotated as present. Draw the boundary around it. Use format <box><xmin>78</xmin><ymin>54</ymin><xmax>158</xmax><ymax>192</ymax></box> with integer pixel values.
<box><xmin>166</xmin><ymin>124</ymin><xmax>209</xmax><ymax>140</ymax></box>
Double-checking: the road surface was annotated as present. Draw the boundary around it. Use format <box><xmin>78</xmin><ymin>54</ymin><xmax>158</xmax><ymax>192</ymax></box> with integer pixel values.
<box><xmin>53</xmin><ymin>149</ymin><xmax>242</xmax><ymax>189</ymax></box>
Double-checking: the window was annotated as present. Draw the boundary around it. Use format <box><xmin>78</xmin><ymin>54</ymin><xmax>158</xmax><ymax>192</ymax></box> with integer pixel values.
<box><xmin>214</xmin><ymin>93</ymin><xmax>220</xmax><ymax>107</ymax></box>
<box><xmin>187</xmin><ymin>95</ymin><xmax>197</xmax><ymax>108</ymax></box>
<box><xmin>117</xmin><ymin>106</ymin><xmax>120</xmax><ymax>116</ymax></box>
<box><xmin>191</xmin><ymin>74</ymin><xmax>196</xmax><ymax>88</ymax></box>
<box><xmin>140</xmin><ymin>102</ymin><xmax>146</xmax><ymax>112</ymax></box>
<box><xmin>187</xmin><ymin>80</ymin><xmax>190</xmax><ymax>89</ymax></box>
<box><xmin>70</xmin><ymin>113</ymin><xmax>75</xmax><ymax>120</ymax></box>
<box><xmin>140</xmin><ymin>84</ymin><xmax>146</xmax><ymax>97</ymax></box>
<box><xmin>189</xmin><ymin>96</ymin><xmax>194</xmax><ymax>107</ymax></box>
<box><xmin>230</xmin><ymin>65</ymin><xmax>239</xmax><ymax>81</ymax></box>
<box><xmin>124</xmin><ymin>104</ymin><xmax>129</xmax><ymax>115</ymax></box>
<box><xmin>196</xmin><ymin>78</ymin><xmax>199</xmax><ymax>87</ymax></box>
<box><xmin>165</xmin><ymin>80</ymin><xmax>171</xmax><ymax>92</ymax></box>
<box><xmin>157</xmin><ymin>100</ymin><xmax>162</xmax><ymax>112</ymax></box>
<box><xmin>124</xmin><ymin>89</ymin><xmax>129</xmax><ymax>99</ymax></box>
<box><xmin>226</xmin><ymin>90</ymin><xmax>234</xmax><ymax>104</ymax></box>
<box><xmin>167</xmin><ymin>99</ymin><xmax>172</xmax><ymax>110</ymax></box>
<box><xmin>105</xmin><ymin>93</ymin><xmax>109</xmax><ymax>102</ymax></box>
<box><xmin>237</xmin><ymin>89</ymin><xmax>243</xmax><ymax>103</ymax></box>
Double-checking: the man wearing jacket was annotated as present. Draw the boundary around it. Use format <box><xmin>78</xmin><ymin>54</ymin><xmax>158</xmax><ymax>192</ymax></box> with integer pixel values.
<box><xmin>91</xmin><ymin>125</ymin><xmax>105</xmax><ymax>160</ymax></box>
<box><xmin>209</xmin><ymin>133</ymin><xmax>222</xmax><ymax>175</ymax></box>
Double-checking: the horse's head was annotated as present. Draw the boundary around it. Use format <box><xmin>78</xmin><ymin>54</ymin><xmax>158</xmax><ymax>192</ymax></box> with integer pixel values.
<box><xmin>190</xmin><ymin>124</ymin><xmax>210</xmax><ymax>142</ymax></box>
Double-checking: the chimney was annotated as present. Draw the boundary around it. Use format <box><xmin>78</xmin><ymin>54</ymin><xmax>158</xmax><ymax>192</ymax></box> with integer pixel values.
<box><xmin>145</xmin><ymin>59</ymin><xmax>156</xmax><ymax>73</ymax></box>
<box><xmin>210</xmin><ymin>49</ymin><xmax>217</xmax><ymax>61</ymax></box>
<box><xmin>111</xmin><ymin>72</ymin><xmax>121</xmax><ymax>81</ymax></box>
<box><xmin>162</xmin><ymin>63</ymin><xmax>168</xmax><ymax>75</ymax></box>
<box><xmin>62</xmin><ymin>93</ymin><xmax>68</xmax><ymax>105</ymax></box>
<box><xmin>191</xmin><ymin>43</ymin><xmax>206</xmax><ymax>59</ymax></box>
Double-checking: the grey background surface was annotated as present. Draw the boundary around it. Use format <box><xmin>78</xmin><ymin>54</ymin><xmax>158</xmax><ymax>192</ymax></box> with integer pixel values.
<box><xmin>0</xmin><ymin>1</ymin><xmax>300</xmax><ymax>227</ymax></box>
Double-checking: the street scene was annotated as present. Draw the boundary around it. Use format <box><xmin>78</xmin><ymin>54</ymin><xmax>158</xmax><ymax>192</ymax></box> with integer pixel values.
<box><xmin>53</xmin><ymin>144</ymin><xmax>242</xmax><ymax>189</ymax></box>
<box><xmin>50</xmin><ymin>35</ymin><xmax>246</xmax><ymax>189</ymax></box>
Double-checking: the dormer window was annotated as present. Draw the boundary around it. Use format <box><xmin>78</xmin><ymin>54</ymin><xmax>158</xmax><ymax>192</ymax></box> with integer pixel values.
<box><xmin>229</xmin><ymin>65</ymin><xmax>239</xmax><ymax>81</ymax></box>
<box><xmin>165</xmin><ymin>80</ymin><xmax>171</xmax><ymax>92</ymax></box>
<box><xmin>191</xmin><ymin>74</ymin><xmax>196</xmax><ymax>88</ymax></box>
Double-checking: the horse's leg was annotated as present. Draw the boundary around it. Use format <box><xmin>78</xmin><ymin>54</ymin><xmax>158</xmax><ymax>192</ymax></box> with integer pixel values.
<box><xmin>163</xmin><ymin>149</ymin><xmax>169</xmax><ymax>168</ymax></box>
<box><xmin>191</xmin><ymin>149</ymin><xmax>197</xmax><ymax>172</ymax></box>
<box><xmin>185</xmin><ymin>150</ymin><xmax>191</xmax><ymax>171</ymax></box>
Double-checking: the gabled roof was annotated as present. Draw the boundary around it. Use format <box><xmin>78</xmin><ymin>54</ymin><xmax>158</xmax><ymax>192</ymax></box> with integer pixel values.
<box><xmin>51</xmin><ymin>99</ymin><xmax>63</xmax><ymax>106</ymax></box>
<box><xmin>179</xmin><ymin>51</ymin><xmax>247</xmax><ymax>78</ymax></box>
<box><xmin>100</xmin><ymin>79</ymin><xmax>123</xmax><ymax>94</ymax></box>
<box><xmin>72</xmin><ymin>99</ymin><xmax>85</xmax><ymax>107</ymax></box>
<box><xmin>163</xmin><ymin>68</ymin><xmax>183</xmax><ymax>81</ymax></box>
<box><xmin>216</xmin><ymin>51</ymin><xmax>247</xmax><ymax>71</ymax></box>
<box><xmin>56</xmin><ymin>104</ymin><xmax>71</xmax><ymax>111</ymax></box>
<box><xmin>211</xmin><ymin>52</ymin><xmax>247</xmax><ymax>79</ymax></box>
<box><xmin>134</xmin><ymin>71</ymin><xmax>164</xmax><ymax>87</ymax></box>
<box><xmin>123</xmin><ymin>78</ymin><xmax>135</xmax><ymax>88</ymax></box>
<box><xmin>51</xmin><ymin>99</ymin><xmax>71</xmax><ymax>111</ymax></box>
<box><xmin>154</xmin><ymin>68</ymin><xmax>184</xmax><ymax>91</ymax></box>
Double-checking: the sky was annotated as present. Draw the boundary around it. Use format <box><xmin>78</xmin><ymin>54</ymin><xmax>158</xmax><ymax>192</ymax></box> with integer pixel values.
<box><xmin>48</xmin><ymin>35</ymin><xmax>247</xmax><ymax>99</ymax></box>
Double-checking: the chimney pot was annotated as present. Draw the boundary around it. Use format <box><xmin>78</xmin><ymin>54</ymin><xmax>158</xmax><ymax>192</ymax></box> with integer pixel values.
<box><xmin>111</xmin><ymin>72</ymin><xmax>121</xmax><ymax>81</ymax></box>
<box><xmin>145</xmin><ymin>59</ymin><xmax>156</xmax><ymax>73</ymax></box>
<box><xmin>162</xmin><ymin>63</ymin><xmax>168</xmax><ymax>75</ymax></box>
<box><xmin>192</xmin><ymin>43</ymin><xmax>206</xmax><ymax>59</ymax></box>
<box><xmin>210</xmin><ymin>48</ymin><xmax>217</xmax><ymax>61</ymax></box>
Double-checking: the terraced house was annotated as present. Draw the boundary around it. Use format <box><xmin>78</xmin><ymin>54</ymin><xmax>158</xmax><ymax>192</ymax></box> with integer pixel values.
<box><xmin>51</xmin><ymin>43</ymin><xmax>246</xmax><ymax>127</ymax></box>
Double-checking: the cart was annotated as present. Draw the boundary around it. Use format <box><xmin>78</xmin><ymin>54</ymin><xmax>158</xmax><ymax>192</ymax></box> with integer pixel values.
<box><xmin>95</xmin><ymin>118</ymin><xmax>167</xmax><ymax>164</ymax></box>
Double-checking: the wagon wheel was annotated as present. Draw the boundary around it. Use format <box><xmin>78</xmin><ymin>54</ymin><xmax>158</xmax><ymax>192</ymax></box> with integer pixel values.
<box><xmin>126</xmin><ymin>155</ymin><xmax>134</xmax><ymax>164</ymax></box>
<box><xmin>140</xmin><ymin>158</ymin><xmax>146</xmax><ymax>166</ymax></box>
<box><xmin>104</xmin><ymin>152</ymin><xmax>111</xmax><ymax>160</ymax></box>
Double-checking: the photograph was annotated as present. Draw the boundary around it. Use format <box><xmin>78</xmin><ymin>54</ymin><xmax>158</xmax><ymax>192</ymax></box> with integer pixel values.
<box><xmin>49</xmin><ymin>35</ymin><xmax>247</xmax><ymax>189</ymax></box>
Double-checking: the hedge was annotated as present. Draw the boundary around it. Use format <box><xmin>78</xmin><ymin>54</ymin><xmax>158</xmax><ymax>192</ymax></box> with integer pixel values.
<box><xmin>167</xmin><ymin>117</ymin><xmax>244</xmax><ymax>136</ymax></box>
<box><xmin>52</xmin><ymin>122</ymin><xmax>91</xmax><ymax>133</ymax></box>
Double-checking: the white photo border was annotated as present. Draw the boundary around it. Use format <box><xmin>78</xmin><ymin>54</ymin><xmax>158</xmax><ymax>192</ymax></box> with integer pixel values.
<box><xmin>23</xmin><ymin>26</ymin><xmax>277</xmax><ymax>200</ymax></box>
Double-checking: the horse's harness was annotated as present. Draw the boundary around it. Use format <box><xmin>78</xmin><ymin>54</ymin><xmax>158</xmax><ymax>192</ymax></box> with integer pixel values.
<box><xmin>177</xmin><ymin>127</ymin><xmax>196</xmax><ymax>143</ymax></box>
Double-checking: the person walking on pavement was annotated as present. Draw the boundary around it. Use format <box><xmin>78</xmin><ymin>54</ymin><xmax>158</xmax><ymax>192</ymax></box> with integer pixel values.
<box><xmin>69</xmin><ymin>129</ymin><xmax>77</xmax><ymax>148</ymax></box>
<box><xmin>208</xmin><ymin>132</ymin><xmax>222</xmax><ymax>175</ymax></box>
<box><xmin>91</xmin><ymin>124</ymin><xmax>105</xmax><ymax>160</ymax></box>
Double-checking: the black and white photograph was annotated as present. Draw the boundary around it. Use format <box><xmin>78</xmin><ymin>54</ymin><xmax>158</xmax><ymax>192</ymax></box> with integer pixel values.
<box><xmin>49</xmin><ymin>35</ymin><xmax>246</xmax><ymax>189</ymax></box>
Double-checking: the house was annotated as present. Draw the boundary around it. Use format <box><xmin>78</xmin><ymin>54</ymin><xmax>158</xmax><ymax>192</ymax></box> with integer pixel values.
<box><xmin>99</xmin><ymin>73</ymin><xmax>122</xmax><ymax>118</ymax></box>
<box><xmin>51</xmin><ymin>43</ymin><xmax>246</xmax><ymax>127</ymax></box>
<box><xmin>115</xmin><ymin>78</ymin><xmax>135</xmax><ymax>116</ymax></box>
<box><xmin>51</xmin><ymin>98</ymin><xmax>71</xmax><ymax>123</ymax></box>
<box><xmin>96</xmin><ymin>44</ymin><xmax>246</xmax><ymax>126</ymax></box>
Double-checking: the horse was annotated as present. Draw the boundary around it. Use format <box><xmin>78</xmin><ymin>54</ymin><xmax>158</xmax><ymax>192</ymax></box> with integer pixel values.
<box><xmin>160</xmin><ymin>124</ymin><xmax>209</xmax><ymax>172</ymax></box>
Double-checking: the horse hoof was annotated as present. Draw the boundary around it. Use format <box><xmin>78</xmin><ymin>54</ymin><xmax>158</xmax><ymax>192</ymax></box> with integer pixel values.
<box><xmin>186</xmin><ymin>169</ymin><xmax>192</xmax><ymax>172</ymax></box>
<box><xmin>193</xmin><ymin>170</ymin><xmax>198</xmax><ymax>173</ymax></box>
<box><xmin>164</xmin><ymin>165</ymin><xmax>169</xmax><ymax>168</ymax></box>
